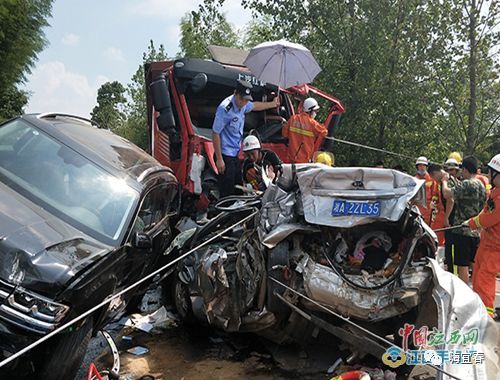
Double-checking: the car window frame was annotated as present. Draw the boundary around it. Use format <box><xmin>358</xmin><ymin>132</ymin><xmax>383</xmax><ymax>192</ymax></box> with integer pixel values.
<box><xmin>129</xmin><ymin>181</ymin><xmax>177</xmax><ymax>239</ymax></box>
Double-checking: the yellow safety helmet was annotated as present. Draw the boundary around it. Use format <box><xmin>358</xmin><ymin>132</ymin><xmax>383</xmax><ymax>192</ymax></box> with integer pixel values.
<box><xmin>315</xmin><ymin>151</ymin><xmax>334</xmax><ymax>166</ymax></box>
<box><xmin>448</xmin><ymin>151</ymin><xmax>463</xmax><ymax>163</ymax></box>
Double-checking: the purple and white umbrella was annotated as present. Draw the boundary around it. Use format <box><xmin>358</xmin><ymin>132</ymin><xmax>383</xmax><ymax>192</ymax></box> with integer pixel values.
<box><xmin>243</xmin><ymin>40</ymin><xmax>322</xmax><ymax>89</ymax></box>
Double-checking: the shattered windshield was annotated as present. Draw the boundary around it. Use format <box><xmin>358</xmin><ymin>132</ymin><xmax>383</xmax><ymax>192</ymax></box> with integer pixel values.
<box><xmin>0</xmin><ymin>119</ymin><xmax>138</xmax><ymax>243</ymax></box>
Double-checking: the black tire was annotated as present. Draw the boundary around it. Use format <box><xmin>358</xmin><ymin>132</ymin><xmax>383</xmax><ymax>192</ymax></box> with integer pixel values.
<box><xmin>37</xmin><ymin>317</ymin><xmax>93</xmax><ymax>380</ymax></box>
<box><xmin>266</xmin><ymin>242</ymin><xmax>290</xmax><ymax>316</ymax></box>
<box><xmin>125</xmin><ymin>288</ymin><xmax>147</xmax><ymax>313</ymax></box>
<box><xmin>173</xmin><ymin>276</ymin><xmax>196</xmax><ymax>324</ymax></box>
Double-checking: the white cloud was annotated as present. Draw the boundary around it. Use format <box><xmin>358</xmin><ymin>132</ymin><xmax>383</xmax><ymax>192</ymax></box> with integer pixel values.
<box><xmin>24</xmin><ymin>61</ymin><xmax>109</xmax><ymax>118</ymax></box>
<box><xmin>62</xmin><ymin>33</ymin><xmax>80</xmax><ymax>46</ymax></box>
<box><xmin>104</xmin><ymin>47</ymin><xmax>126</xmax><ymax>62</ymax></box>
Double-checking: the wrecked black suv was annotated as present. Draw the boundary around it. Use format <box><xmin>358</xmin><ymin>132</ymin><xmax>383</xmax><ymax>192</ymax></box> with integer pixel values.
<box><xmin>0</xmin><ymin>114</ymin><xmax>178</xmax><ymax>379</ymax></box>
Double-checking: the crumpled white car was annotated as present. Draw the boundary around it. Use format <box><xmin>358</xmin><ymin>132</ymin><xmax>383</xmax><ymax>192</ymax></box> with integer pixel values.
<box><xmin>168</xmin><ymin>165</ymin><xmax>499</xmax><ymax>379</ymax></box>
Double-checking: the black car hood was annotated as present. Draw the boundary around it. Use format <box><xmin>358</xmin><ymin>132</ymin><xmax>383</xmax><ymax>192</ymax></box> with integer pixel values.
<box><xmin>0</xmin><ymin>182</ymin><xmax>110</xmax><ymax>297</ymax></box>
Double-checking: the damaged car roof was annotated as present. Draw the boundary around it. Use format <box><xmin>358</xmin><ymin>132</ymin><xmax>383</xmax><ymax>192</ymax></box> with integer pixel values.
<box><xmin>21</xmin><ymin>114</ymin><xmax>171</xmax><ymax>188</ymax></box>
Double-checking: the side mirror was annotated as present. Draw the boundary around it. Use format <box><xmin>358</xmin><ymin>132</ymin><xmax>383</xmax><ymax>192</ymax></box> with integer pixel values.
<box><xmin>150</xmin><ymin>73</ymin><xmax>176</xmax><ymax>132</ymax></box>
<box><xmin>190</xmin><ymin>73</ymin><xmax>208</xmax><ymax>93</ymax></box>
<box><xmin>132</xmin><ymin>232</ymin><xmax>153</xmax><ymax>250</ymax></box>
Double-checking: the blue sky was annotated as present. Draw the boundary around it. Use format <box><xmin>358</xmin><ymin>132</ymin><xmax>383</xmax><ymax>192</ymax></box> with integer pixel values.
<box><xmin>24</xmin><ymin>0</ymin><xmax>252</xmax><ymax>117</ymax></box>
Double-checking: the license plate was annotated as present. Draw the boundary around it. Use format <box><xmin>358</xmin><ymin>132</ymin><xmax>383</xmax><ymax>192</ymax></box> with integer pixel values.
<box><xmin>331</xmin><ymin>200</ymin><xmax>381</xmax><ymax>216</ymax></box>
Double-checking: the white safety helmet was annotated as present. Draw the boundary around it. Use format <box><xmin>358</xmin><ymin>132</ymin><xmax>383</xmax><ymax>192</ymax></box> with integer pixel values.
<box><xmin>303</xmin><ymin>97</ymin><xmax>320</xmax><ymax>113</ymax></box>
<box><xmin>444</xmin><ymin>158</ymin><xmax>460</xmax><ymax>169</ymax></box>
<box><xmin>487</xmin><ymin>153</ymin><xmax>500</xmax><ymax>173</ymax></box>
<box><xmin>242</xmin><ymin>135</ymin><xmax>261</xmax><ymax>152</ymax></box>
<box><xmin>415</xmin><ymin>156</ymin><xmax>429</xmax><ymax>166</ymax></box>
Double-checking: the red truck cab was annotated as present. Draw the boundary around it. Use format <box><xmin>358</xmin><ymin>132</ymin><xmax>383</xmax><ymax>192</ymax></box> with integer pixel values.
<box><xmin>145</xmin><ymin>47</ymin><xmax>344</xmax><ymax>213</ymax></box>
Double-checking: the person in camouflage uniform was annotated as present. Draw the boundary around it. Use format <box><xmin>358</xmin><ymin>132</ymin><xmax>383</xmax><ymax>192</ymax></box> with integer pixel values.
<box><xmin>442</xmin><ymin>156</ymin><xmax>486</xmax><ymax>284</ymax></box>
<box><xmin>443</xmin><ymin>158</ymin><xmax>460</xmax><ymax>274</ymax></box>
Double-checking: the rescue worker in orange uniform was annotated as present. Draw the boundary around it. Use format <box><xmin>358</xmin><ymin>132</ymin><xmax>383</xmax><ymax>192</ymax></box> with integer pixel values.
<box><xmin>282</xmin><ymin>97</ymin><xmax>327</xmax><ymax>163</ymax></box>
<box><xmin>466</xmin><ymin>153</ymin><xmax>500</xmax><ymax>318</ymax></box>
<box><xmin>427</xmin><ymin>164</ymin><xmax>448</xmax><ymax>245</ymax></box>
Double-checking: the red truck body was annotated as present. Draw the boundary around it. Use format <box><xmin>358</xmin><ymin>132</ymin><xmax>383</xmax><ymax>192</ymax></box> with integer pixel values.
<box><xmin>145</xmin><ymin>53</ymin><xmax>344</xmax><ymax>212</ymax></box>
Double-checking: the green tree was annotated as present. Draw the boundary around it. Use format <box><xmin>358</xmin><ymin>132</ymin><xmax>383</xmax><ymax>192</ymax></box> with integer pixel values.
<box><xmin>243</xmin><ymin>0</ymin><xmax>499</xmax><ymax>165</ymax></box>
<box><xmin>241</xmin><ymin>15</ymin><xmax>280</xmax><ymax>49</ymax></box>
<box><xmin>433</xmin><ymin>0</ymin><xmax>500</xmax><ymax>158</ymax></box>
<box><xmin>0</xmin><ymin>0</ymin><xmax>54</xmax><ymax>121</ymax></box>
<box><xmin>0</xmin><ymin>87</ymin><xmax>29</xmax><ymax>121</ymax></box>
<box><xmin>91</xmin><ymin>81</ymin><xmax>127</xmax><ymax>132</ymax></box>
<box><xmin>178</xmin><ymin>0</ymin><xmax>239</xmax><ymax>58</ymax></box>
<box><xmin>243</xmin><ymin>0</ymin><xmax>448</xmax><ymax>165</ymax></box>
<box><xmin>121</xmin><ymin>40</ymin><xmax>167</xmax><ymax>152</ymax></box>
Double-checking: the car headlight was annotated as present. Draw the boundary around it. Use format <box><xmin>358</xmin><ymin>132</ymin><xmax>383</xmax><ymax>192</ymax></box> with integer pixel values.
<box><xmin>0</xmin><ymin>285</ymin><xmax>69</xmax><ymax>334</ymax></box>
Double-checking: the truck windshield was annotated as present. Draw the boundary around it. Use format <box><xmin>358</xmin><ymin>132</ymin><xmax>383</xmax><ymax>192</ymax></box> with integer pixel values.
<box><xmin>0</xmin><ymin>119</ymin><xmax>138</xmax><ymax>243</ymax></box>
<box><xmin>183</xmin><ymin>79</ymin><xmax>290</xmax><ymax>143</ymax></box>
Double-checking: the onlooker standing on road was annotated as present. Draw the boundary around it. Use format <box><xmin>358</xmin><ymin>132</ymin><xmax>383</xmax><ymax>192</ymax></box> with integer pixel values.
<box><xmin>442</xmin><ymin>158</ymin><xmax>460</xmax><ymax>227</ymax></box>
<box><xmin>442</xmin><ymin>156</ymin><xmax>486</xmax><ymax>283</ymax></box>
<box><xmin>466</xmin><ymin>154</ymin><xmax>500</xmax><ymax>318</ymax></box>
<box><xmin>443</xmin><ymin>158</ymin><xmax>460</xmax><ymax>270</ymax></box>
<box><xmin>212</xmin><ymin>80</ymin><xmax>278</xmax><ymax>198</ymax></box>
<box><xmin>414</xmin><ymin>156</ymin><xmax>434</xmax><ymax>226</ymax></box>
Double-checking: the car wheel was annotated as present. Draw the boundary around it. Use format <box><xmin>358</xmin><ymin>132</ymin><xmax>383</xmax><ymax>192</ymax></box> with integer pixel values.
<box><xmin>37</xmin><ymin>317</ymin><xmax>93</xmax><ymax>380</ymax></box>
<box><xmin>173</xmin><ymin>277</ymin><xmax>195</xmax><ymax>324</ymax></box>
<box><xmin>267</xmin><ymin>242</ymin><xmax>291</xmax><ymax>316</ymax></box>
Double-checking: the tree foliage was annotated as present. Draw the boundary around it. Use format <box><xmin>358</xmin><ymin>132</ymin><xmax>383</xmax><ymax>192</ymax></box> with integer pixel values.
<box><xmin>241</xmin><ymin>0</ymin><xmax>500</xmax><ymax>166</ymax></box>
<box><xmin>123</xmin><ymin>40</ymin><xmax>167</xmax><ymax>152</ymax></box>
<box><xmin>0</xmin><ymin>0</ymin><xmax>53</xmax><ymax>121</ymax></box>
<box><xmin>91</xmin><ymin>81</ymin><xmax>127</xmax><ymax>132</ymax></box>
<box><xmin>178</xmin><ymin>1</ymin><xmax>278</xmax><ymax>57</ymax></box>
<box><xmin>100</xmin><ymin>1</ymin><xmax>499</xmax><ymax>167</ymax></box>
<box><xmin>91</xmin><ymin>41</ymin><xmax>167</xmax><ymax>152</ymax></box>
<box><xmin>241</xmin><ymin>15</ymin><xmax>280</xmax><ymax>49</ymax></box>
<box><xmin>433</xmin><ymin>0</ymin><xmax>500</xmax><ymax>160</ymax></box>
<box><xmin>179</xmin><ymin>0</ymin><xmax>240</xmax><ymax>58</ymax></box>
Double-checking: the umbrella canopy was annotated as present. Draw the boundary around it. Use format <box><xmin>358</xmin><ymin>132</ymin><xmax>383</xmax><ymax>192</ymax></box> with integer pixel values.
<box><xmin>243</xmin><ymin>40</ymin><xmax>321</xmax><ymax>89</ymax></box>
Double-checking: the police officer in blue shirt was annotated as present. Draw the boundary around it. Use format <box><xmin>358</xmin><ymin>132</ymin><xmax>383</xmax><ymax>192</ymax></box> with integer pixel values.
<box><xmin>212</xmin><ymin>79</ymin><xmax>278</xmax><ymax>198</ymax></box>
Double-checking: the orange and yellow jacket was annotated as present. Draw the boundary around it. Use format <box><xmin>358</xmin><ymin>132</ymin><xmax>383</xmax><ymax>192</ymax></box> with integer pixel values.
<box><xmin>415</xmin><ymin>172</ymin><xmax>438</xmax><ymax>226</ymax></box>
<box><xmin>476</xmin><ymin>174</ymin><xmax>491</xmax><ymax>198</ymax></box>
<box><xmin>468</xmin><ymin>187</ymin><xmax>500</xmax><ymax>249</ymax></box>
<box><xmin>282</xmin><ymin>112</ymin><xmax>327</xmax><ymax>163</ymax></box>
